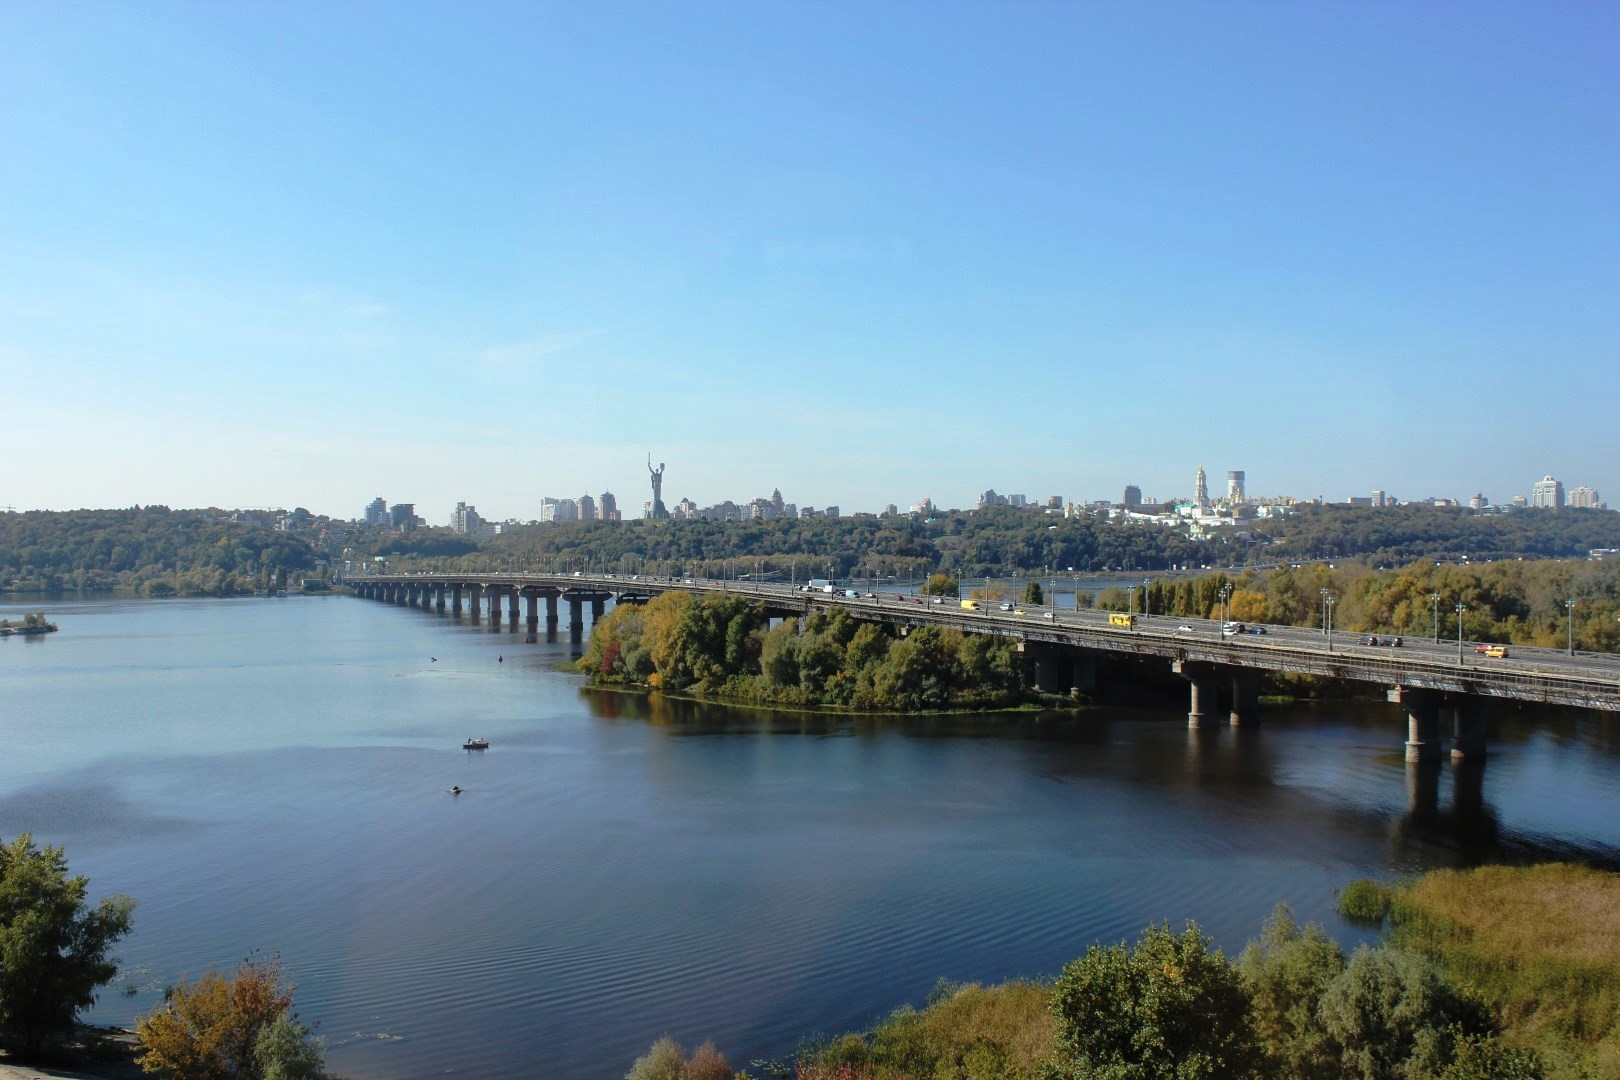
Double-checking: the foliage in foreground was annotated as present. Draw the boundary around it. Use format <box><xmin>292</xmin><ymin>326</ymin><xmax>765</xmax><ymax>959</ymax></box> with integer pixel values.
<box><xmin>135</xmin><ymin>954</ymin><xmax>331</xmax><ymax>1080</ymax></box>
<box><xmin>625</xmin><ymin>1034</ymin><xmax>734</xmax><ymax>1080</ymax></box>
<box><xmin>579</xmin><ymin>592</ymin><xmax>1034</xmax><ymax>711</ymax></box>
<box><xmin>808</xmin><ymin>979</ymin><xmax>1054</xmax><ymax>1080</ymax></box>
<box><xmin>674</xmin><ymin>864</ymin><xmax>1620</xmax><ymax>1079</ymax></box>
<box><xmin>1390</xmin><ymin>863</ymin><xmax>1620</xmax><ymax>1079</ymax></box>
<box><xmin>0</xmin><ymin>834</ymin><xmax>136</xmax><ymax>1057</ymax></box>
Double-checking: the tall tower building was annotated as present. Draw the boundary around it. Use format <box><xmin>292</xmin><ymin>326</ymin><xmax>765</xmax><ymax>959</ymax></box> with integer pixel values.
<box><xmin>599</xmin><ymin>491</ymin><xmax>618</xmax><ymax>521</ymax></box>
<box><xmin>1195</xmin><ymin>467</ymin><xmax>1208</xmax><ymax>508</ymax></box>
<box><xmin>577</xmin><ymin>494</ymin><xmax>596</xmax><ymax>521</ymax></box>
<box><xmin>1226</xmin><ymin>470</ymin><xmax>1245</xmax><ymax>503</ymax></box>
<box><xmin>1123</xmin><ymin>485</ymin><xmax>1142</xmax><ymax>508</ymax></box>
<box><xmin>1531</xmin><ymin>475</ymin><xmax>1565</xmax><ymax>509</ymax></box>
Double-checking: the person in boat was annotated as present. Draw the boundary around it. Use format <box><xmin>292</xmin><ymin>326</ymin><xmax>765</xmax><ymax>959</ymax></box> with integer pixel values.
<box><xmin>450</xmin><ymin>785</ymin><xmax>462</xmax><ymax>795</ymax></box>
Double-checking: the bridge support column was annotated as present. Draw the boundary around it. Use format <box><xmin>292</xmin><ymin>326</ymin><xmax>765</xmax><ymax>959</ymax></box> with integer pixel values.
<box><xmin>1071</xmin><ymin>650</ymin><xmax>1097</xmax><ymax>693</ymax></box>
<box><xmin>568</xmin><ymin>597</ymin><xmax>584</xmax><ymax>637</ymax></box>
<box><xmin>546</xmin><ymin>595</ymin><xmax>559</xmax><ymax>629</ymax></box>
<box><xmin>525</xmin><ymin>594</ymin><xmax>539</xmax><ymax>631</ymax></box>
<box><xmin>468</xmin><ymin>585</ymin><xmax>482</xmax><ymax>621</ymax></box>
<box><xmin>451</xmin><ymin>585</ymin><xmax>463</xmax><ymax>615</ymax></box>
<box><xmin>433</xmin><ymin>585</ymin><xmax>445</xmax><ymax>612</ymax></box>
<box><xmin>1451</xmin><ymin>696</ymin><xmax>1486</xmax><ymax>760</ymax></box>
<box><xmin>1389</xmin><ymin>687</ymin><xmax>1444</xmax><ymax>763</ymax></box>
<box><xmin>1173</xmin><ymin>660</ymin><xmax>1219</xmax><ymax>729</ymax></box>
<box><xmin>507</xmin><ymin>591</ymin><xmax>520</xmax><ymax>623</ymax></box>
<box><xmin>1229</xmin><ymin>668</ymin><xmax>1262</xmax><ymax>726</ymax></box>
<box><xmin>590</xmin><ymin>597</ymin><xmax>606</xmax><ymax>623</ymax></box>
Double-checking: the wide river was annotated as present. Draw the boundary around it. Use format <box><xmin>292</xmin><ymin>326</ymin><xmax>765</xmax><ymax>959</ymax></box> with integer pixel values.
<box><xmin>3</xmin><ymin>594</ymin><xmax>1618</xmax><ymax>1078</ymax></box>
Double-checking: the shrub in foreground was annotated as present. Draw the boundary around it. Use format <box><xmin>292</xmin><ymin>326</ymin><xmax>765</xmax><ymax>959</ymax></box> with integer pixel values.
<box><xmin>135</xmin><ymin>954</ymin><xmax>330</xmax><ymax>1080</ymax></box>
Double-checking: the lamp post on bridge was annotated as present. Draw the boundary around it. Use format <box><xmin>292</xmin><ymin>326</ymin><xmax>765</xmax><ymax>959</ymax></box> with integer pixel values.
<box><xmin>1127</xmin><ymin>585</ymin><xmax>1136</xmax><ymax>619</ymax></box>
<box><xmin>1456</xmin><ymin>603</ymin><xmax>1466</xmax><ymax>666</ymax></box>
<box><xmin>1320</xmin><ymin>587</ymin><xmax>1329</xmax><ymax>635</ymax></box>
<box><xmin>1326</xmin><ymin>595</ymin><xmax>1335</xmax><ymax>652</ymax></box>
<box><xmin>1567</xmin><ymin>599</ymin><xmax>1576</xmax><ymax>656</ymax></box>
<box><xmin>1431</xmin><ymin>593</ymin><xmax>1441</xmax><ymax>645</ymax></box>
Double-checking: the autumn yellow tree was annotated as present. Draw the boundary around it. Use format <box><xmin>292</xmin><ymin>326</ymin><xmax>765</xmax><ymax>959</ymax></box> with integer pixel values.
<box><xmin>135</xmin><ymin>954</ymin><xmax>328</xmax><ymax>1080</ymax></box>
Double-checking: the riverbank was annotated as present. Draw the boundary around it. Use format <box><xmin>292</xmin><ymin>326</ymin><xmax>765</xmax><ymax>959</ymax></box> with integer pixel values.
<box><xmin>655</xmin><ymin>863</ymin><xmax>1620</xmax><ymax>1080</ymax></box>
<box><xmin>0</xmin><ymin>1027</ymin><xmax>139</xmax><ymax>1080</ymax></box>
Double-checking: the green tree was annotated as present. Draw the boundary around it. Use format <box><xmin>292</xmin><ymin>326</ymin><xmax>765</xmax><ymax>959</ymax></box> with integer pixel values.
<box><xmin>1022</xmin><ymin>581</ymin><xmax>1044</xmax><ymax>605</ymax></box>
<box><xmin>1048</xmin><ymin>921</ymin><xmax>1260</xmax><ymax>1079</ymax></box>
<box><xmin>1317</xmin><ymin>944</ymin><xmax>1486</xmax><ymax>1080</ymax></box>
<box><xmin>0</xmin><ymin>834</ymin><xmax>136</xmax><ymax>1057</ymax></box>
<box><xmin>1237</xmin><ymin>904</ymin><xmax>1345</xmax><ymax>1078</ymax></box>
<box><xmin>920</xmin><ymin>573</ymin><xmax>960</xmax><ymax>597</ymax></box>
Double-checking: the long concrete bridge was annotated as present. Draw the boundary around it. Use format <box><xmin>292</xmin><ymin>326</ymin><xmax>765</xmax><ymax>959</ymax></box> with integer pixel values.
<box><xmin>351</xmin><ymin>571</ymin><xmax>1620</xmax><ymax>762</ymax></box>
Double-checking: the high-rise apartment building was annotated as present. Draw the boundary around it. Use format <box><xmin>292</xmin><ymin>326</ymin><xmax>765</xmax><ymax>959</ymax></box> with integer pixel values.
<box><xmin>364</xmin><ymin>497</ymin><xmax>388</xmax><ymax>525</ymax></box>
<box><xmin>1470</xmin><ymin>492</ymin><xmax>1488</xmax><ymax>510</ymax></box>
<box><xmin>451</xmin><ymin>501</ymin><xmax>482</xmax><ymax>534</ymax></box>
<box><xmin>599</xmin><ymin>492</ymin><xmax>619</xmax><ymax>521</ymax></box>
<box><xmin>1569</xmin><ymin>486</ymin><xmax>1604</xmax><ymax>509</ymax></box>
<box><xmin>1531</xmin><ymin>475</ymin><xmax>1565</xmax><ymax>509</ymax></box>
<box><xmin>577</xmin><ymin>494</ymin><xmax>596</xmax><ymax>521</ymax></box>
<box><xmin>1123</xmin><ymin>485</ymin><xmax>1142</xmax><ymax>507</ymax></box>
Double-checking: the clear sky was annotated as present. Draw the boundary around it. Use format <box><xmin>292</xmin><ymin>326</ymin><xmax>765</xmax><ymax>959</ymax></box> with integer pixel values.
<box><xmin>3</xmin><ymin>2</ymin><xmax>1616</xmax><ymax>523</ymax></box>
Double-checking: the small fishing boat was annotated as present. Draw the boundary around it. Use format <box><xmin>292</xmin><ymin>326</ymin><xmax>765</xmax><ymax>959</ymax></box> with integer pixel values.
<box><xmin>463</xmin><ymin>738</ymin><xmax>489</xmax><ymax>750</ymax></box>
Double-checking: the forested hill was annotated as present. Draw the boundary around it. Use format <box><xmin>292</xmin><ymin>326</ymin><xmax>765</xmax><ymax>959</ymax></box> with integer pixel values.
<box><xmin>367</xmin><ymin>505</ymin><xmax>1620</xmax><ymax>579</ymax></box>
<box><xmin>0</xmin><ymin>507</ymin><xmax>319</xmax><ymax>595</ymax></box>
<box><xmin>1250</xmin><ymin>504</ymin><xmax>1620</xmax><ymax>564</ymax></box>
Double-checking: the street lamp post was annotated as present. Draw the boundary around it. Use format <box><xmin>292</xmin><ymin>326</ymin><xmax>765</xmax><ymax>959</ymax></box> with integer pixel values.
<box><xmin>1326</xmin><ymin>595</ymin><xmax>1335</xmax><ymax>652</ymax></box>
<box><xmin>1567</xmin><ymin>599</ymin><xmax>1576</xmax><ymax>655</ymax></box>
<box><xmin>1127</xmin><ymin>586</ymin><xmax>1136</xmax><ymax>618</ymax></box>
<box><xmin>1456</xmin><ymin>603</ymin><xmax>1466</xmax><ymax>665</ymax></box>
<box><xmin>1320</xmin><ymin>587</ymin><xmax>1329</xmax><ymax>635</ymax></box>
<box><xmin>1430</xmin><ymin>593</ymin><xmax>1441</xmax><ymax>645</ymax></box>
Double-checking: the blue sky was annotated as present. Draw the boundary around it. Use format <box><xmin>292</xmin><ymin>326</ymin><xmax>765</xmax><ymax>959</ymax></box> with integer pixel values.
<box><xmin>3</xmin><ymin>2</ymin><xmax>1615</xmax><ymax>522</ymax></box>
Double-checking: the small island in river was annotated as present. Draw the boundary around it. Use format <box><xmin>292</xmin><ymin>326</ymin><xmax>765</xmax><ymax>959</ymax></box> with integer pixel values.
<box><xmin>0</xmin><ymin>612</ymin><xmax>57</xmax><ymax>636</ymax></box>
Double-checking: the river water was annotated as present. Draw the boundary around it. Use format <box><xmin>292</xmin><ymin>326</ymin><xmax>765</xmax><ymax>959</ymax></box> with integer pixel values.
<box><xmin>2</xmin><ymin>595</ymin><xmax>1617</xmax><ymax>1078</ymax></box>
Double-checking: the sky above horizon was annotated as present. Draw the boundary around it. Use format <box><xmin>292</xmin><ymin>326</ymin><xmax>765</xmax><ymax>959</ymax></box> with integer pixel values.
<box><xmin>3</xmin><ymin>2</ymin><xmax>1616</xmax><ymax>523</ymax></box>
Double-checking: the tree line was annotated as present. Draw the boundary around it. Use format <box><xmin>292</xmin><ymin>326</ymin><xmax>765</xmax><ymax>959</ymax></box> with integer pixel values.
<box><xmin>367</xmin><ymin>504</ymin><xmax>1620</xmax><ymax>581</ymax></box>
<box><xmin>1095</xmin><ymin>558</ymin><xmax>1620</xmax><ymax>653</ymax></box>
<box><xmin>0</xmin><ymin>507</ymin><xmax>319</xmax><ymax>596</ymax></box>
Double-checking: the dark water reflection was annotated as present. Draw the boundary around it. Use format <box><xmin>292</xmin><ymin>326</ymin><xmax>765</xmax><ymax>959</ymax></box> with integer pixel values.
<box><xmin>2</xmin><ymin>596</ymin><xmax>1618</xmax><ymax>1079</ymax></box>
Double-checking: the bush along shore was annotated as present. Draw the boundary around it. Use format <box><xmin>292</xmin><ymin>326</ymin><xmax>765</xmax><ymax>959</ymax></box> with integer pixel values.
<box><xmin>578</xmin><ymin>592</ymin><xmax>1047</xmax><ymax>712</ymax></box>
<box><xmin>628</xmin><ymin>863</ymin><xmax>1620</xmax><ymax>1079</ymax></box>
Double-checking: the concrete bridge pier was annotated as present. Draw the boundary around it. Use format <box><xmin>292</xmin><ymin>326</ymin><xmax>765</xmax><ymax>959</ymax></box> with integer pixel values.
<box><xmin>1029</xmin><ymin>646</ymin><xmax>1067</xmax><ymax>695</ymax></box>
<box><xmin>451</xmin><ymin>585</ymin><xmax>463</xmax><ymax>615</ymax></box>
<box><xmin>433</xmin><ymin>585</ymin><xmax>445</xmax><ymax>612</ymax></box>
<box><xmin>467</xmin><ymin>585</ymin><xmax>483</xmax><ymax>622</ymax></box>
<box><xmin>507</xmin><ymin>591</ymin><xmax>520</xmax><ymax>623</ymax></box>
<box><xmin>546</xmin><ymin>595</ymin><xmax>559</xmax><ymax>630</ymax></box>
<box><xmin>1229</xmin><ymin>668</ymin><xmax>1262</xmax><ymax>726</ymax></box>
<box><xmin>567</xmin><ymin>597</ymin><xmax>585</xmax><ymax>638</ymax></box>
<box><xmin>1173</xmin><ymin>660</ymin><xmax>1220</xmax><ymax>728</ymax></box>
<box><xmin>525</xmin><ymin>594</ymin><xmax>540</xmax><ymax>631</ymax></box>
<box><xmin>1071</xmin><ymin>650</ymin><xmax>1097</xmax><ymax>693</ymax></box>
<box><xmin>1452</xmin><ymin>696</ymin><xmax>1486</xmax><ymax>760</ymax></box>
<box><xmin>1389</xmin><ymin>687</ymin><xmax>1445</xmax><ymax>763</ymax></box>
<box><xmin>590</xmin><ymin>597</ymin><xmax>606</xmax><ymax>623</ymax></box>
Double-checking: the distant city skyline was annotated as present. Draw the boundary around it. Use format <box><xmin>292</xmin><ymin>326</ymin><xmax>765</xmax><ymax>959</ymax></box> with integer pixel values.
<box><xmin>3</xmin><ymin>4</ymin><xmax>1615</xmax><ymax>519</ymax></box>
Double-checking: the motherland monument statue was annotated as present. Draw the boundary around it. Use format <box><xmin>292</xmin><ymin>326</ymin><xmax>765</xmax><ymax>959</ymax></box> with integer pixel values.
<box><xmin>647</xmin><ymin>455</ymin><xmax>670</xmax><ymax>519</ymax></box>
